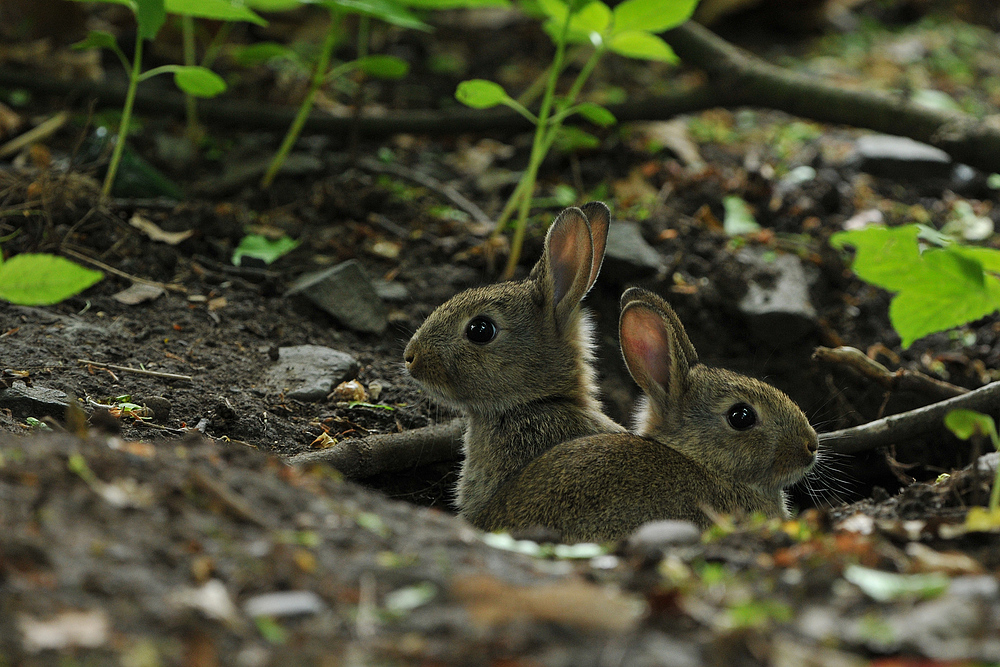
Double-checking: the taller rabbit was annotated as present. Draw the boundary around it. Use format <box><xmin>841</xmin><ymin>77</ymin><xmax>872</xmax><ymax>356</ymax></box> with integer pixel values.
<box><xmin>404</xmin><ymin>202</ymin><xmax>625</xmax><ymax>522</ymax></box>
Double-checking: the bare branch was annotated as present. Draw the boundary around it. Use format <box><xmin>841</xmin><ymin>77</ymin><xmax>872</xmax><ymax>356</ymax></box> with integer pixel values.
<box><xmin>287</xmin><ymin>418</ymin><xmax>464</xmax><ymax>477</ymax></box>
<box><xmin>813</xmin><ymin>346</ymin><xmax>968</xmax><ymax>403</ymax></box>
<box><xmin>819</xmin><ymin>381</ymin><xmax>1000</xmax><ymax>455</ymax></box>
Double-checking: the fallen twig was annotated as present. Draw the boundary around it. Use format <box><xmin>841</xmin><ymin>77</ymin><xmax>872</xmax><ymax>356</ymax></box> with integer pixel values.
<box><xmin>819</xmin><ymin>381</ymin><xmax>1000</xmax><ymax>455</ymax></box>
<box><xmin>813</xmin><ymin>346</ymin><xmax>968</xmax><ymax>403</ymax></box>
<box><xmin>61</xmin><ymin>247</ymin><xmax>187</xmax><ymax>294</ymax></box>
<box><xmin>287</xmin><ymin>417</ymin><xmax>464</xmax><ymax>477</ymax></box>
<box><xmin>0</xmin><ymin>111</ymin><xmax>69</xmax><ymax>158</ymax></box>
<box><xmin>356</xmin><ymin>157</ymin><xmax>493</xmax><ymax>229</ymax></box>
<box><xmin>78</xmin><ymin>359</ymin><xmax>193</xmax><ymax>382</ymax></box>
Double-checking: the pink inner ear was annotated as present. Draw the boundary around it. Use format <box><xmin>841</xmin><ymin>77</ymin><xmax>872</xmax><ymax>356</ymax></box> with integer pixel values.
<box><xmin>549</xmin><ymin>213</ymin><xmax>592</xmax><ymax>307</ymax></box>
<box><xmin>622</xmin><ymin>307</ymin><xmax>672</xmax><ymax>388</ymax></box>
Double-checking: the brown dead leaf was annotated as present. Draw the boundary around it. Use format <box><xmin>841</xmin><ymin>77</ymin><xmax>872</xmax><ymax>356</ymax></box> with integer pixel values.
<box><xmin>452</xmin><ymin>574</ymin><xmax>645</xmax><ymax>632</ymax></box>
<box><xmin>112</xmin><ymin>283</ymin><xmax>165</xmax><ymax>305</ymax></box>
<box><xmin>129</xmin><ymin>214</ymin><xmax>194</xmax><ymax>245</ymax></box>
<box><xmin>905</xmin><ymin>542</ymin><xmax>984</xmax><ymax>576</ymax></box>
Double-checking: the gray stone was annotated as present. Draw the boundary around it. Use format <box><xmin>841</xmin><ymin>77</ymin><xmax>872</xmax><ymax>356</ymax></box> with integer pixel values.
<box><xmin>602</xmin><ymin>221</ymin><xmax>665</xmax><ymax>283</ymax></box>
<box><xmin>626</xmin><ymin>520</ymin><xmax>701</xmax><ymax>555</ymax></box>
<box><xmin>736</xmin><ymin>248</ymin><xmax>818</xmax><ymax>347</ymax></box>
<box><xmin>243</xmin><ymin>591</ymin><xmax>326</xmax><ymax>618</ymax></box>
<box><xmin>855</xmin><ymin>134</ymin><xmax>952</xmax><ymax>179</ymax></box>
<box><xmin>0</xmin><ymin>382</ymin><xmax>70</xmax><ymax>418</ymax></box>
<box><xmin>287</xmin><ymin>260</ymin><xmax>388</xmax><ymax>334</ymax></box>
<box><xmin>372</xmin><ymin>279</ymin><xmax>410</xmax><ymax>303</ymax></box>
<box><xmin>262</xmin><ymin>345</ymin><xmax>359</xmax><ymax>402</ymax></box>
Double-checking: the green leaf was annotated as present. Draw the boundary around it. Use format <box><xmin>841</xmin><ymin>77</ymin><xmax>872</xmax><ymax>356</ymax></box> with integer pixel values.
<box><xmin>844</xmin><ymin>565</ymin><xmax>949</xmax><ymax>602</ymax></box>
<box><xmin>830</xmin><ymin>225</ymin><xmax>923</xmax><ymax>293</ymax></box>
<box><xmin>384</xmin><ymin>582</ymin><xmax>437</xmax><ymax>612</ymax></box>
<box><xmin>70</xmin><ymin>0</ymin><xmax>137</xmax><ymax>9</ymax></box>
<box><xmin>575</xmin><ymin>102</ymin><xmax>615</xmax><ymax>127</ymax></box>
<box><xmin>540</xmin><ymin>0</ymin><xmax>611</xmax><ymax>45</ymax></box>
<box><xmin>173</xmin><ymin>66</ymin><xmax>227</xmax><ymax>97</ymax></box>
<box><xmin>832</xmin><ymin>225</ymin><xmax>1000</xmax><ymax>347</ymax></box>
<box><xmin>608</xmin><ymin>30</ymin><xmax>677</xmax><ymax>62</ymax></box>
<box><xmin>537</xmin><ymin>0</ymin><xmax>568</xmax><ymax>21</ymax></box>
<box><xmin>553</xmin><ymin>126</ymin><xmax>600</xmax><ymax>151</ymax></box>
<box><xmin>313</xmin><ymin>0</ymin><xmax>431</xmax><ymax>30</ymax></box>
<box><xmin>136</xmin><ymin>0</ymin><xmax>167</xmax><ymax>40</ymax></box>
<box><xmin>71</xmin><ymin>30</ymin><xmax>119</xmax><ymax>51</ymax></box>
<box><xmin>0</xmin><ymin>254</ymin><xmax>103</xmax><ymax>305</ymax></box>
<box><xmin>398</xmin><ymin>0</ymin><xmax>508</xmax><ymax>8</ymax></box>
<box><xmin>165</xmin><ymin>0</ymin><xmax>267</xmax><ymax>24</ymax></box>
<box><xmin>455</xmin><ymin>79</ymin><xmax>511</xmax><ymax>109</ymax></box>
<box><xmin>611</xmin><ymin>0</ymin><xmax>696</xmax><ymax>34</ymax></box>
<box><xmin>231</xmin><ymin>42</ymin><xmax>297</xmax><ymax>67</ymax></box>
<box><xmin>911</xmin><ymin>88</ymin><xmax>963</xmax><ymax>113</ymax></box>
<box><xmin>356</xmin><ymin>54</ymin><xmax>409</xmax><ymax>79</ymax></box>
<box><xmin>945</xmin><ymin>410</ymin><xmax>997</xmax><ymax>442</ymax></box>
<box><xmin>243</xmin><ymin>0</ymin><xmax>302</xmax><ymax>9</ymax></box>
<box><xmin>722</xmin><ymin>195</ymin><xmax>761</xmax><ymax>235</ymax></box>
<box><xmin>231</xmin><ymin>234</ymin><xmax>300</xmax><ymax>265</ymax></box>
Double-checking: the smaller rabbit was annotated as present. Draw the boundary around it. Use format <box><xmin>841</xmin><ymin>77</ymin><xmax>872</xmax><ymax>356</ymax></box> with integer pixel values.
<box><xmin>403</xmin><ymin>202</ymin><xmax>626</xmax><ymax>523</ymax></box>
<box><xmin>475</xmin><ymin>287</ymin><xmax>818</xmax><ymax>542</ymax></box>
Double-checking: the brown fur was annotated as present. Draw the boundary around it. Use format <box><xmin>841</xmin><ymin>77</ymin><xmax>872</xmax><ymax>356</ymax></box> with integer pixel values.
<box><xmin>475</xmin><ymin>288</ymin><xmax>818</xmax><ymax>543</ymax></box>
<box><xmin>404</xmin><ymin>203</ymin><xmax>625</xmax><ymax>521</ymax></box>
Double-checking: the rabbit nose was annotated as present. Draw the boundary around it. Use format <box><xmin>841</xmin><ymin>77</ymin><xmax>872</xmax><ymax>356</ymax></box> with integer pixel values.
<box><xmin>403</xmin><ymin>341</ymin><xmax>416</xmax><ymax>367</ymax></box>
<box><xmin>805</xmin><ymin>435</ymin><xmax>818</xmax><ymax>454</ymax></box>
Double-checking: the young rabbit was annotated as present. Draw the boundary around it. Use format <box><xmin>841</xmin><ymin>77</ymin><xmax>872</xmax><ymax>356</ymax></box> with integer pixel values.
<box><xmin>475</xmin><ymin>287</ymin><xmax>818</xmax><ymax>542</ymax></box>
<box><xmin>403</xmin><ymin>202</ymin><xmax>626</xmax><ymax>522</ymax></box>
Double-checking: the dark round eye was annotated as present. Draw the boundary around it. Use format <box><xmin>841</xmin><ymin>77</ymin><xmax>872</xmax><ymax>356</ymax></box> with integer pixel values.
<box><xmin>727</xmin><ymin>403</ymin><xmax>757</xmax><ymax>431</ymax></box>
<box><xmin>465</xmin><ymin>316</ymin><xmax>498</xmax><ymax>344</ymax></box>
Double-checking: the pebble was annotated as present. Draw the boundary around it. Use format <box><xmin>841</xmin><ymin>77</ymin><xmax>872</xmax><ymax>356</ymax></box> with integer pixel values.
<box><xmin>0</xmin><ymin>382</ymin><xmax>69</xmax><ymax>418</ymax></box>
<box><xmin>243</xmin><ymin>591</ymin><xmax>326</xmax><ymax>618</ymax></box>
<box><xmin>735</xmin><ymin>248</ymin><xmax>818</xmax><ymax>347</ymax></box>
<box><xmin>262</xmin><ymin>345</ymin><xmax>360</xmax><ymax>402</ymax></box>
<box><xmin>855</xmin><ymin>134</ymin><xmax>952</xmax><ymax>179</ymax></box>
<box><xmin>626</xmin><ymin>520</ymin><xmax>702</xmax><ymax>555</ymax></box>
<box><xmin>602</xmin><ymin>221</ymin><xmax>665</xmax><ymax>283</ymax></box>
<box><xmin>286</xmin><ymin>260</ymin><xmax>388</xmax><ymax>334</ymax></box>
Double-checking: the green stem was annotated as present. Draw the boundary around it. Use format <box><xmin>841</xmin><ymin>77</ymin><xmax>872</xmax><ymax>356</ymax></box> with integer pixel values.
<box><xmin>201</xmin><ymin>22</ymin><xmax>232</xmax><ymax>69</ymax></box>
<box><xmin>990</xmin><ymin>430</ymin><xmax>1000</xmax><ymax>511</ymax></box>
<box><xmin>499</xmin><ymin>9</ymin><xmax>574</xmax><ymax>280</ymax></box>
<box><xmin>181</xmin><ymin>15</ymin><xmax>201</xmax><ymax>142</ymax></box>
<box><xmin>101</xmin><ymin>32</ymin><xmax>143</xmax><ymax>201</ymax></box>
<box><xmin>261</xmin><ymin>12</ymin><xmax>339</xmax><ymax>189</ymax></box>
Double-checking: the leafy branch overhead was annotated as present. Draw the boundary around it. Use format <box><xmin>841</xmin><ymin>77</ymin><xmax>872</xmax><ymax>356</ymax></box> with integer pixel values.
<box><xmin>831</xmin><ymin>224</ymin><xmax>1000</xmax><ymax>348</ymax></box>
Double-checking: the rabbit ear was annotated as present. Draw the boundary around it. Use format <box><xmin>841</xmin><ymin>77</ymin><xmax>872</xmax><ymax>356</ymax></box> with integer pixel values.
<box><xmin>620</xmin><ymin>291</ymin><xmax>697</xmax><ymax>410</ymax></box>
<box><xmin>540</xmin><ymin>206</ymin><xmax>596</xmax><ymax>327</ymax></box>
<box><xmin>620</xmin><ymin>287</ymin><xmax>698</xmax><ymax>366</ymax></box>
<box><xmin>579</xmin><ymin>201</ymin><xmax>611</xmax><ymax>291</ymax></box>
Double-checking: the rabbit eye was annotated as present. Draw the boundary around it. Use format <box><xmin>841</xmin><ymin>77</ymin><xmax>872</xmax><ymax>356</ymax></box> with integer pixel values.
<box><xmin>727</xmin><ymin>403</ymin><xmax>757</xmax><ymax>431</ymax></box>
<box><xmin>465</xmin><ymin>316</ymin><xmax>498</xmax><ymax>344</ymax></box>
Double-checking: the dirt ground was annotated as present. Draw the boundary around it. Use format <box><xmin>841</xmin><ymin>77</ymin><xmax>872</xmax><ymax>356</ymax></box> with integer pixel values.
<box><xmin>2</xmin><ymin>3</ymin><xmax>1000</xmax><ymax>665</ymax></box>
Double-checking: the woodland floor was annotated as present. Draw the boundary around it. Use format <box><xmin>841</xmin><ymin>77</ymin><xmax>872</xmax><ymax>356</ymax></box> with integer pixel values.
<box><xmin>2</xmin><ymin>2</ymin><xmax>1000</xmax><ymax>665</ymax></box>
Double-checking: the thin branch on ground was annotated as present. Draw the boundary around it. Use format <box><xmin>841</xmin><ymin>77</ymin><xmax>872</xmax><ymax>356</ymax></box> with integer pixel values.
<box><xmin>819</xmin><ymin>381</ymin><xmax>1000</xmax><ymax>455</ymax></box>
<box><xmin>813</xmin><ymin>346</ymin><xmax>968</xmax><ymax>403</ymax></box>
<box><xmin>355</xmin><ymin>157</ymin><xmax>494</xmax><ymax>229</ymax></box>
<box><xmin>78</xmin><ymin>359</ymin><xmax>194</xmax><ymax>382</ymax></box>
<box><xmin>287</xmin><ymin>418</ymin><xmax>464</xmax><ymax>477</ymax></box>
<box><xmin>62</xmin><ymin>247</ymin><xmax>187</xmax><ymax>294</ymax></box>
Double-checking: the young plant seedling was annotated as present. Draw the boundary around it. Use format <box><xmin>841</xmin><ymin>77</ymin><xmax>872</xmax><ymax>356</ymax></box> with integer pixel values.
<box><xmin>456</xmin><ymin>0</ymin><xmax>699</xmax><ymax>278</ymax></box>
<box><xmin>71</xmin><ymin>0</ymin><xmax>230</xmax><ymax>200</ymax></box>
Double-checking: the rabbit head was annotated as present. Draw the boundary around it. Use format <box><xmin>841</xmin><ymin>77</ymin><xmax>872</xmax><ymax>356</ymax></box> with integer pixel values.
<box><xmin>404</xmin><ymin>202</ymin><xmax>612</xmax><ymax>417</ymax></box>
<box><xmin>618</xmin><ymin>287</ymin><xmax>818</xmax><ymax>497</ymax></box>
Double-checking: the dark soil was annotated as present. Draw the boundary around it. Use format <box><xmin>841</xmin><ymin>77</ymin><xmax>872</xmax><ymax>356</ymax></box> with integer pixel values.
<box><xmin>2</xmin><ymin>3</ymin><xmax>1000</xmax><ymax>664</ymax></box>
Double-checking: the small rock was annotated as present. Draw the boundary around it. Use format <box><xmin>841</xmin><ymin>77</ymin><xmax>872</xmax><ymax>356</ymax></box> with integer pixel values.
<box><xmin>626</xmin><ymin>520</ymin><xmax>702</xmax><ymax>555</ymax></box>
<box><xmin>243</xmin><ymin>591</ymin><xmax>326</xmax><ymax>618</ymax></box>
<box><xmin>287</xmin><ymin>260</ymin><xmax>388</xmax><ymax>334</ymax></box>
<box><xmin>142</xmin><ymin>396</ymin><xmax>172</xmax><ymax>422</ymax></box>
<box><xmin>330</xmin><ymin>379</ymin><xmax>368</xmax><ymax>403</ymax></box>
<box><xmin>263</xmin><ymin>345</ymin><xmax>360</xmax><ymax>402</ymax></box>
<box><xmin>372</xmin><ymin>279</ymin><xmax>410</xmax><ymax>303</ymax></box>
<box><xmin>0</xmin><ymin>382</ymin><xmax>69</xmax><ymax>418</ymax></box>
<box><xmin>602</xmin><ymin>221</ymin><xmax>665</xmax><ymax>283</ymax></box>
<box><xmin>736</xmin><ymin>248</ymin><xmax>818</xmax><ymax>347</ymax></box>
<box><xmin>855</xmin><ymin>134</ymin><xmax>952</xmax><ymax>179</ymax></box>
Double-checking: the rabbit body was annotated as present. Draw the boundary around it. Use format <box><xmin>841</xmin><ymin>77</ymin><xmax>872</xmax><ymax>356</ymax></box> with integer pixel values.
<box><xmin>476</xmin><ymin>288</ymin><xmax>818</xmax><ymax>542</ymax></box>
<box><xmin>404</xmin><ymin>203</ymin><xmax>625</xmax><ymax>523</ymax></box>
